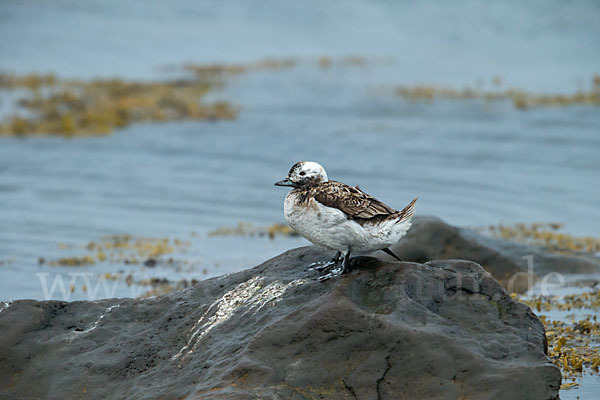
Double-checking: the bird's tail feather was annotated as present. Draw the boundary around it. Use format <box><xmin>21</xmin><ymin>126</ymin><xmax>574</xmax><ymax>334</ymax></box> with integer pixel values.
<box><xmin>395</xmin><ymin>197</ymin><xmax>417</xmax><ymax>224</ymax></box>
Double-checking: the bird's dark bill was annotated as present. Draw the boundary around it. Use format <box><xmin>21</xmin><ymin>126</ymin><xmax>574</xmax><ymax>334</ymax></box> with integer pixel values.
<box><xmin>274</xmin><ymin>178</ymin><xmax>295</xmax><ymax>187</ymax></box>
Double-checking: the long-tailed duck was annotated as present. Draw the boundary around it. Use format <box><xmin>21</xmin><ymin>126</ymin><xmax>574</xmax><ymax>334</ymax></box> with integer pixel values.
<box><xmin>275</xmin><ymin>161</ymin><xmax>417</xmax><ymax>278</ymax></box>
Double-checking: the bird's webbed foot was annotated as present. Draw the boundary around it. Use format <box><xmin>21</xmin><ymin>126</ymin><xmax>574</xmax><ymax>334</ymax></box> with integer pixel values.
<box><xmin>306</xmin><ymin>251</ymin><xmax>343</xmax><ymax>272</ymax></box>
<box><xmin>317</xmin><ymin>251</ymin><xmax>352</xmax><ymax>281</ymax></box>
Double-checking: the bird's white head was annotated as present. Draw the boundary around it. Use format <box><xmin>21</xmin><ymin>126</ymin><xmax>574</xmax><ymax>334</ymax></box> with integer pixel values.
<box><xmin>274</xmin><ymin>161</ymin><xmax>328</xmax><ymax>188</ymax></box>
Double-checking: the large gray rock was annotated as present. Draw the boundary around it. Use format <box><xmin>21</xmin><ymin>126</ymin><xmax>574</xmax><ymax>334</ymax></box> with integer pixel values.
<box><xmin>390</xmin><ymin>216</ymin><xmax>600</xmax><ymax>292</ymax></box>
<box><xmin>0</xmin><ymin>247</ymin><xmax>560</xmax><ymax>400</ymax></box>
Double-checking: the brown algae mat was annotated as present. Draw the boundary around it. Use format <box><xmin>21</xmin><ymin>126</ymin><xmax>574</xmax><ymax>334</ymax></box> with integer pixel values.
<box><xmin>3</xmin><ymin>60</ymin><xmax>598</xmax><ymax>137</ymax></box>
<box><xmin>0</xmin><ymin>72</ymin><xmax>237</xmax><ymax>137</ymax></box>
<box><xmin>515</xmin><ymin>290</ymin><xmax>600</xmax><ymax>390</ymax></box>
<box><xmin>38</xmin><ymin>234</ymin><xmax>201</xmax><ymax>297</ymax></box>
<box><xmin>480</xmin><ymin>222</ymin><xmax>600</xmax><ymax>254</ymax></box>
<box><xmin>0</xmin><ymin>56</ymin><xmax>372</xmax><ymax>137</ymax></box>
<box><xmin>0</xmin><ymin>57</ymin><xmax>302</xmax><ymax>137</ymax></box>
<box><xmin>208</xmin><ymin>222</ymin><xmax>298</xmax><ymax>239</ymax></box>
<box><xmin>39</xmin><ymin>234</ymin><xmax>191</xmax><ymax>267</ymax></box>
<box><xmin>395</xmin><ymin>74</ymin><xmax>600</xmax><ymax>109</ymax></box>
<box><xmin>493</xmin><ymin>222</ymin><xmax>600</xmax><ymax>390</ymax></box>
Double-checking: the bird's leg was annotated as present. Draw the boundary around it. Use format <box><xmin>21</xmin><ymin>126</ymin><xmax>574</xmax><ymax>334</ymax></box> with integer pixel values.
<box><xmin>341</xmin><ymin>250</ymin><xmax>352</xmax><ymax>274</ymax></box>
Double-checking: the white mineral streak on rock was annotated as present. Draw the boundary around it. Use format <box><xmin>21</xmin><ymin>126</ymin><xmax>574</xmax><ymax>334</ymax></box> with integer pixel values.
<box><xmin>173</xmin><ymin>277</ymin><xmax>305</xmax><ymax>361</ymax></box>
<box><xmin>244</xmin><ymin>279</ymin><xmax>305</xmax><ymax>315</ymax></box>
<box><xmin>69</xmin><ymin>304</ymin><xmax>121</xmax><ymax>340</ymax></box>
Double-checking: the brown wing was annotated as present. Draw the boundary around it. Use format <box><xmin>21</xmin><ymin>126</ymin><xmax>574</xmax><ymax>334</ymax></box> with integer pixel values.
<box><xmin>312</xmin><ymin>181</ymin><xmax>397</xmax><ymax>219</ymax></box>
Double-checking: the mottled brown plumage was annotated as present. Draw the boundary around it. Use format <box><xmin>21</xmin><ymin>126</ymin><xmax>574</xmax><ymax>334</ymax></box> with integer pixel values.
<box><xmin>296</xmin><ymin>180</ymin><xmax>417</xmax><ymax>225</ymax></box>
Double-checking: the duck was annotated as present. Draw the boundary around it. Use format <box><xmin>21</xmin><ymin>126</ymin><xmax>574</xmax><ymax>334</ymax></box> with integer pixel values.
<box><xmin>275</xmin><ymin>161</ymin><xmax>417</xmax><ymax>277</ymax></box>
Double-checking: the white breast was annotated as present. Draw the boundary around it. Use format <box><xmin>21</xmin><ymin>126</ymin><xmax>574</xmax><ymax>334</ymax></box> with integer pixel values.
<box><xmin>283</xmin><ymin>191</ymin><xmax>411</xmax><ymax>254</ymax></box>
<box><xmin>284</xmin><ymin>191</ymin><xmax>351</xmax><ymax>251</ymax></box>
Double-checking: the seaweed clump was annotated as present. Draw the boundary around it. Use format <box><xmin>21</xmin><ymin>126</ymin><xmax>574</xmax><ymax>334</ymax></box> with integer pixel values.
<box><xmin>480</xmin><ymin>223</ymin><xmax>600</xmax><ymax>254</ymax></box>
<box><xmin>43</xmin><ymin>234</ymin><xmax>191</xmax><ymax>267</ymax></box>
<box><xmin>514</xmin><ymin>290</ymin><xmax>600</xmax><ymax>388</ymax></box>
<box><xmin>0</xmin><ymin>55</ymin><xmax>387</xmax><ymax>137</ymax></box>
<box><xmin>183</xmin><ymin>55</ymin><xmax>371</xmax><ymax>76</ymax></box>
<box><xmin>46</xmin><ymin>256</ymin><xmax>96</xmax><ymax>267</ymax></box>
<box><xmin>208</xmin><ymin>222</ymin><xmax>297</xmax><ymax>239</ymax></box>
<box><xmin>85</xmin><ymin>234</ymin><xmax>191</xmax><ymax>265</ymax></box>
<box><xmin>0</xmin><ymin>73</ymin><xmax>58</xmax><ymax>89</ymax></box>
<box><xmin>183</xmin><ymin>57</ymin><xmax>298</xmax><ymax>77</ymax></box>
<box><xmin>0</xmin><ymin>72</ymin><xmax>236</xmax><ymax>137</ymax></box>
<box><xmin>0</xmin><ymin>58</ymin><xmax>302</xmax><ymax>137</ymax></box>
<box><xmin>395</xmin><ymin>74</ymin><xmax>600</xmax><ymax>109</ymax></box>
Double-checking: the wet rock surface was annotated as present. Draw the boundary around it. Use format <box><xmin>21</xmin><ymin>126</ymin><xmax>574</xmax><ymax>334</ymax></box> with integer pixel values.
<box><xmin>0</xmin><ymin>246</ymin><xmax>560</xmax><ymax>399</ymax></box>
<box><xmin>391</xmin><ymin>216</ymin><xmax>600</xmax><ymax>292</ymax></box>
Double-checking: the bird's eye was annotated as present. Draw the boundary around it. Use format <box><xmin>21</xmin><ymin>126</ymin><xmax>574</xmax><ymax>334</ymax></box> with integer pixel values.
<box><xmin>299</xmin><ymin>171</ymin><xmax>306</xmax><ymax>176</ymax></box>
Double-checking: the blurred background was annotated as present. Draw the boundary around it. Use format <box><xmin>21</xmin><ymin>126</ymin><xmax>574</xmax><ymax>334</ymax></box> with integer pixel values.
<box><xmin>0</xmin><ymin>0</ymin><xmax>599</xmax><ymax>302</ymax></box>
